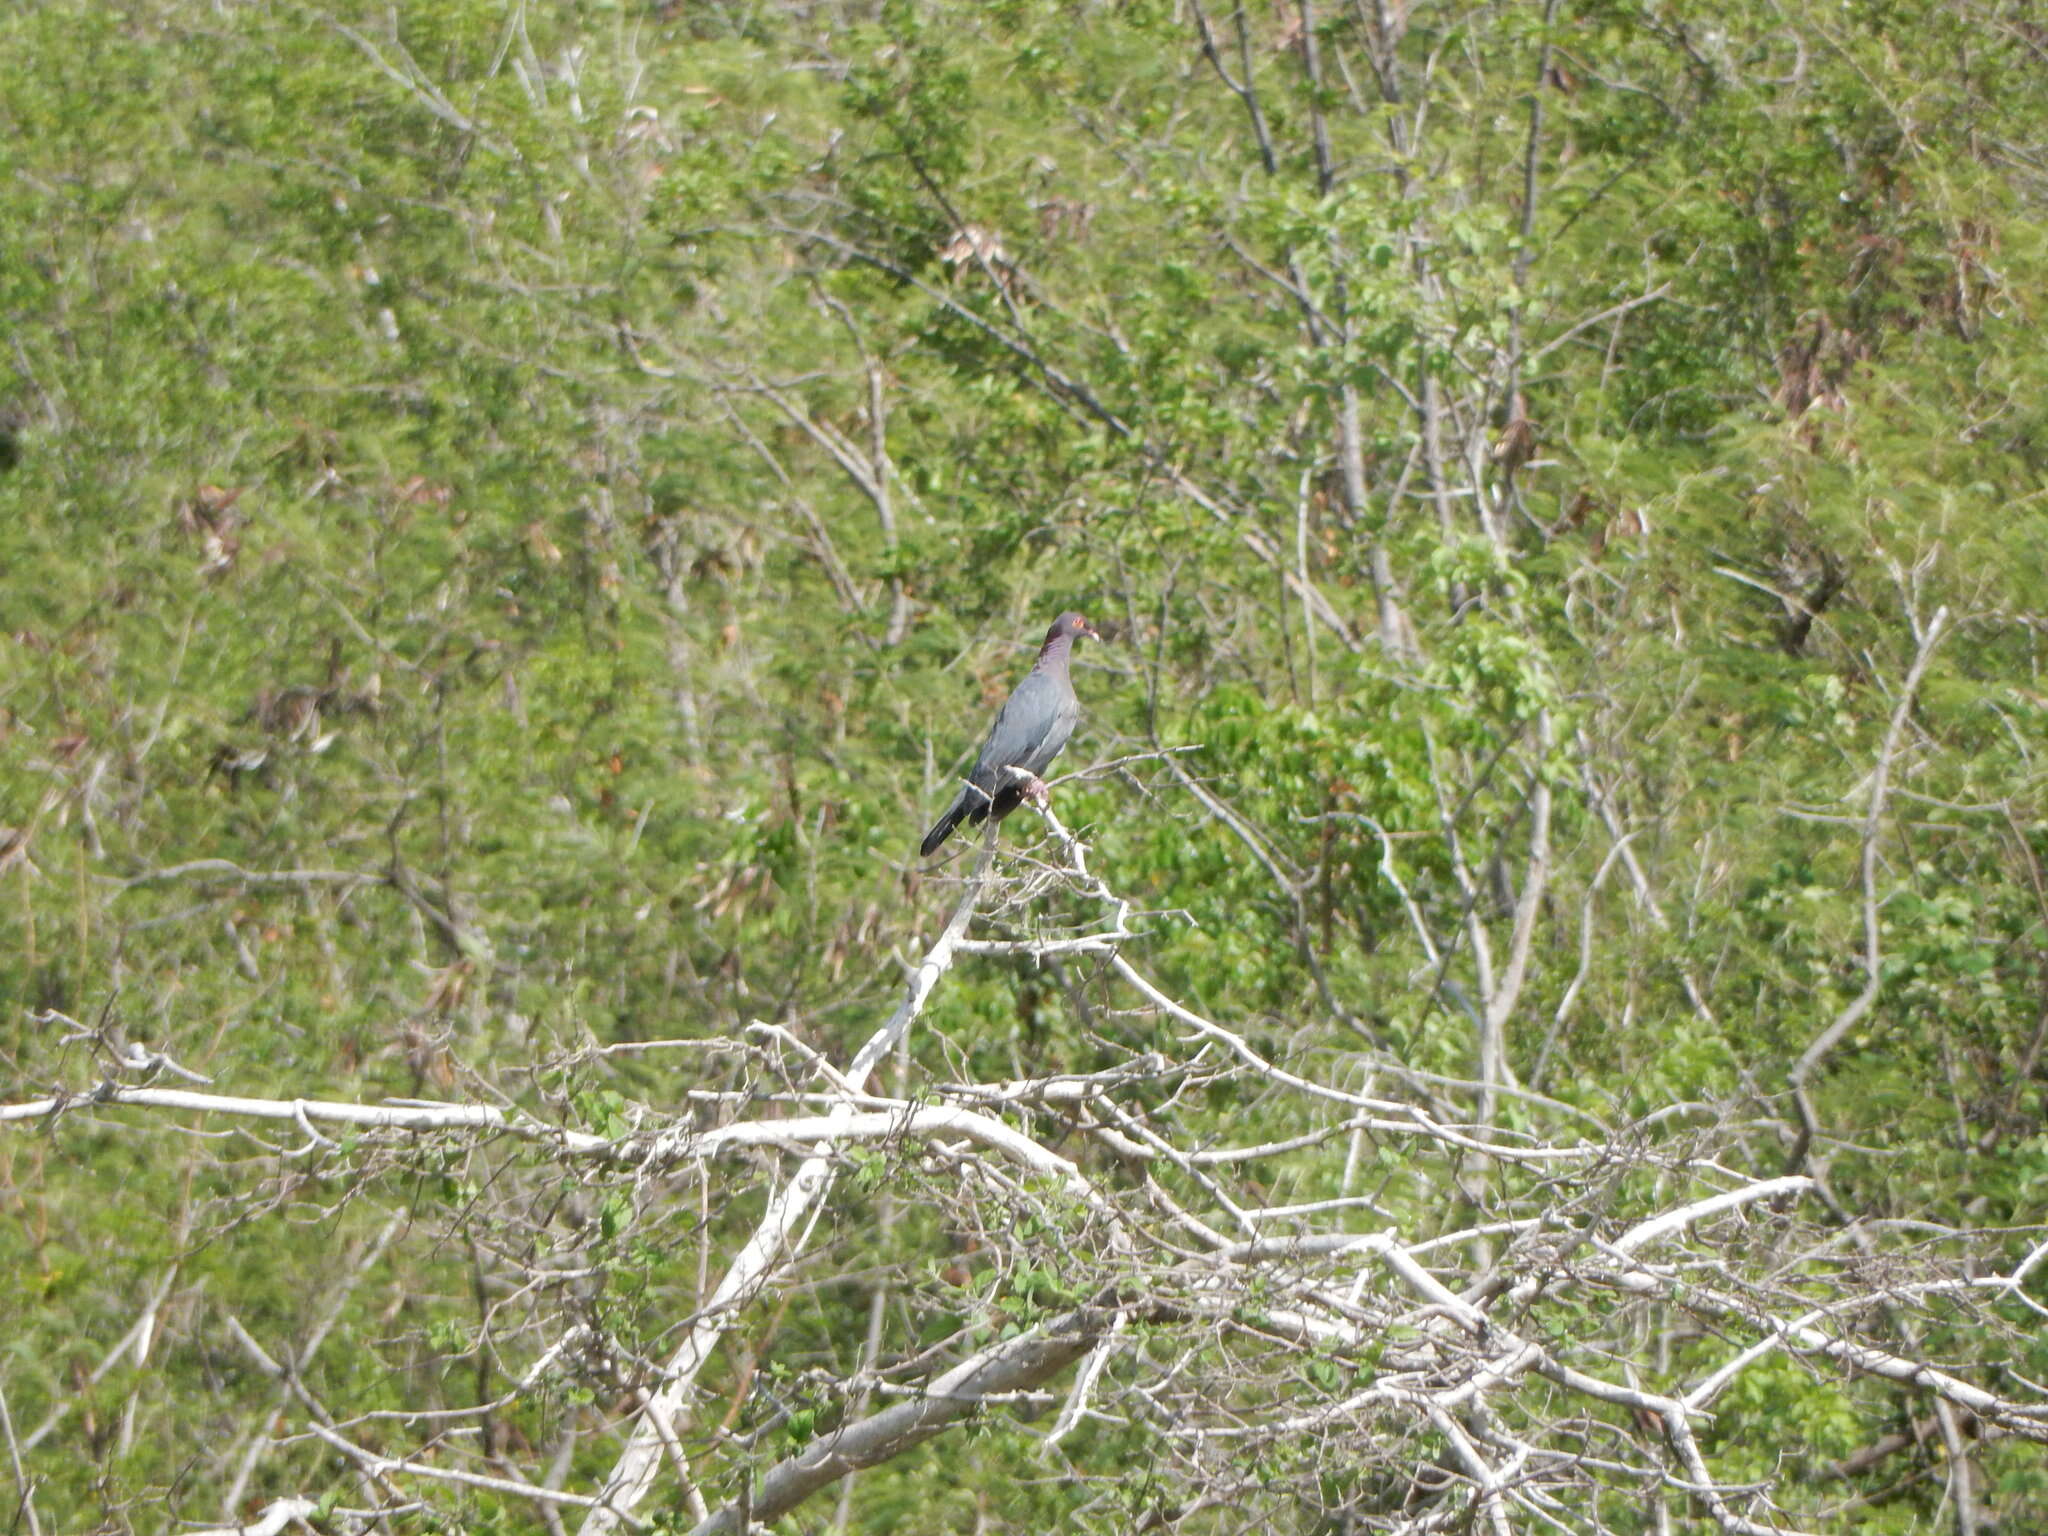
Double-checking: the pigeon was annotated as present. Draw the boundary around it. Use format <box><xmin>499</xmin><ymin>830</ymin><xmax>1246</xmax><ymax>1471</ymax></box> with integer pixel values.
<box><xmin>920</xmin><ymin>611</ymin><xmax>1098</xmax><ymax>857</ymax></box>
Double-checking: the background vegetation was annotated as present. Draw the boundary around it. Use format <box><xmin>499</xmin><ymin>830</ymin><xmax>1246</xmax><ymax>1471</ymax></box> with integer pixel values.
<box><xmin>2</xmin><ymin>0</ymin><xmax>2046</xmax><ymax>1532</ymax></box>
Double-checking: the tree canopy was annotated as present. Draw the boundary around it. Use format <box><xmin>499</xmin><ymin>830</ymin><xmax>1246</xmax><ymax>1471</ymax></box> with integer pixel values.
<box><xmin>3</xmin><ymin>2</ymin><xmax>2046</xmax><ymax>1533</ymax></box>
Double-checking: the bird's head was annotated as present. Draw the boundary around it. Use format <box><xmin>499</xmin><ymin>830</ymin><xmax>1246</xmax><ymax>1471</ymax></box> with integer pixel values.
<box><xmin>1046</xmin><ymin>611</ymin><xmax>1099</xmax><ymax>645</ymax></box>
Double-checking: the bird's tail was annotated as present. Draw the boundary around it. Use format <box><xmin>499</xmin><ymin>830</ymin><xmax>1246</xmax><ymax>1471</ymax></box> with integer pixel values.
<box><xmin>919</xmin><ymin>785</ymin><xmax>991</xmax><ymax>858</ymax></box>
<box><xmin>925</xmin><ymin>806</ymin><xmax>962</xmax><ymax>868</ymax></box>
<box><xmin>920</xmin><ymin>793</ymin><xmax>967</xmax><ymax>858</ymax></box>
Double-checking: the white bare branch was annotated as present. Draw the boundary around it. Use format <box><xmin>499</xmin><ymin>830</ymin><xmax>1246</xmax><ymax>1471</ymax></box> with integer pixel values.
<box><xmin>578</xmin><ymin>825</ymin><xmax>1003</xmax><ymax>1533</ymax></box>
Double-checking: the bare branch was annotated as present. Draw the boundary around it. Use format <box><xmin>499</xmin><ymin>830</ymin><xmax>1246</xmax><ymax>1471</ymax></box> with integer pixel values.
<box><xmin>1788</xmin><ymin>607</ymin><xmax>1951</xmax><ymax>1169</ymax></box>
<box><xmin>685</xmin><ymin>1308</ymin><xmax>1113</xmax><ymax>1536</ymax></box>
<box><xmin>579</xmin><ymin>825</ymin><xmax>1003</xmax><ymax>1534</ymax></box>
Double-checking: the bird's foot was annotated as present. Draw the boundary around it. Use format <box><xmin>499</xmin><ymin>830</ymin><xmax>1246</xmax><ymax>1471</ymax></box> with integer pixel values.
<box><xmin>1022</xmin><ymin>775</ymin><xmax>1051</xmax><ymax>807</ymax></box>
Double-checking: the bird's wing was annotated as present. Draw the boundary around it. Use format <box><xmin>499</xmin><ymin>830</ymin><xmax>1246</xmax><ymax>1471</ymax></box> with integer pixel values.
<box><xmin>1019</xmin><ymin>686</ymin><xmax>1080</xmax><ymax>776</ymax></box>
<box><xmin>968</xmin><ymin>671</ymin><xmax>1076</xmax><ymax>790</ymax></box>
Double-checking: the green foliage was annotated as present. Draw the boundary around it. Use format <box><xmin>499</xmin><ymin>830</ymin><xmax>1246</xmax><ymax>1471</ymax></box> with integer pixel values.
<box><xmin>3</xmin><ymin>0</ymin><xmax>2047</xmax><ymax>1530</ymax></box>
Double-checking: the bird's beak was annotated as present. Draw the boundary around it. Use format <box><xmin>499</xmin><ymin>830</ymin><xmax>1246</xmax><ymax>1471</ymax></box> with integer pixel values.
<box><xmin>1081</xmin><ymin>620</ymin><xmax>1101</xmax><ymax>641</ymax></box>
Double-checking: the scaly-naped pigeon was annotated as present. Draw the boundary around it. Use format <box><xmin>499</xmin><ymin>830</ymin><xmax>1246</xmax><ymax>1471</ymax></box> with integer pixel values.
<box><xmin>920</xmin><ymin>611</ymin><xmax>1098</xmax><ymax>857</ymax></box>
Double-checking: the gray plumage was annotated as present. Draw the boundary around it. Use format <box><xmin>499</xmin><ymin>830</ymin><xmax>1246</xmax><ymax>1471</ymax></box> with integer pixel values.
<box><xmin>920</xmin><ymin>611</ymin><xmax>1097</xmax><ymax>857</ymax></box>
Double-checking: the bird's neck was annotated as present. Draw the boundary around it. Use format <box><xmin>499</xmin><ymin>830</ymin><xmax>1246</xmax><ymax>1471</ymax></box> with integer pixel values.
<box><xmin>1031</xmin><ymin>635</ymin><xmax>1072</xmax><ymax>673</ymax></box>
